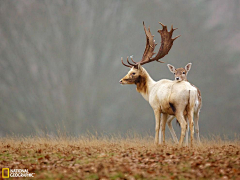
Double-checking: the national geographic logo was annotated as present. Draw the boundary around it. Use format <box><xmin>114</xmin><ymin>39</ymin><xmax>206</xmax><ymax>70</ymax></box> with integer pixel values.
<box><xmin>2</xmin><ymin>168</ymin><xmax>35</xmax><ymax>178</ymax></box>
<box><xmin>2</xmin><ymin>168</ymin><xmax>9</xmax><ymax>178</ymax></box>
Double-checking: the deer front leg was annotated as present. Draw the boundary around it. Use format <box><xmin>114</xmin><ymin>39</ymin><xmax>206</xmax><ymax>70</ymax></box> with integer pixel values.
<box><xmin>167</xmin><ymin>115</ymin><xmax>178</xmax><ymax>143</ymax></box>
<box><xmin>161</xmin><ymin>113</ymin><xmax>168</xmax><ymax>145</ymax></box>
<box><xmin>154</xmin><ymin>109</ymin><xmax>161</xmax><ymax>145</ymax></box>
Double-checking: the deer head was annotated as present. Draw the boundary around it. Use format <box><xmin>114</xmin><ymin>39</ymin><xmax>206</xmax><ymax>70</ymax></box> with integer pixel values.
<box><xmin>167</xmin><ymin>63</ymin><xmax>192</xmax><ymax>81</ymax></box>
<box><xmin>120</xmin><ymin>21</ymin><xmax>180</xmax><ymax>85</ymax></box>
<box><xmin>119</xmin><ymin>63</ymin><xmax>145</xmax><ymax>85</ymax></box>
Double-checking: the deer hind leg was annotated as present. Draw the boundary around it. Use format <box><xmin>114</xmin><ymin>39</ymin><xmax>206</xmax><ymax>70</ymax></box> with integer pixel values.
<box><xmin>154</xmin><ymin>109</ymin><xmax>161</xmax><ymax>145</ymax></box>
<box><xmin>194</xmin><ymin>111</ymin><xmax>200</xmax><ymax>143</ymax></box>
<box><xmin>159</xmin><ymin>114</ymin><xmax>163</xmax><ymax>144</ymax></box>
<box><xmin>175</xmin><ymin>112</ymin><xmax>187</xmax><ymax>147</ymax></box>
<box><xmin>184</xmin><ymin>116</ymin><xmax>189</xmax><ymax>146</ymax></box>
<box><xmin>161</xmin><ymin>113</ymin><xmax>168</xmax><ymax>145</ymax></box>
<box><xmin>167</xmin><ymin>115</ymin><xmax>178</xmax><ymax>143</ymax></box>
<box><xmin>187</xmin><ymin>110</ymin><xmax>194</xmax><ymax>147</ymax></box>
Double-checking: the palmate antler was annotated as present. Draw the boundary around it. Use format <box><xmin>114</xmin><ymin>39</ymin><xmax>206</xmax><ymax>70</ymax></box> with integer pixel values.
<box><xmin>121</xmin><ymin>21</ymin><xmax>180</xmax><ymax>68</ymax></box>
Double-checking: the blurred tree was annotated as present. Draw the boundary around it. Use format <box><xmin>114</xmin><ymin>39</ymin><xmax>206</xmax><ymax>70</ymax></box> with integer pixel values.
<box><xmin>0</xmin><ymin>0</ymin><xmax>239</xmax><ymax>137</ymax></box>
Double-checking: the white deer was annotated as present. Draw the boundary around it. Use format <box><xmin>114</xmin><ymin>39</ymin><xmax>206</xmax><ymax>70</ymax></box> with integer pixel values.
<box><xmin>119</xmin><ymin>22</ymin><xmax>198</xmax><ymax>147</ymax></box>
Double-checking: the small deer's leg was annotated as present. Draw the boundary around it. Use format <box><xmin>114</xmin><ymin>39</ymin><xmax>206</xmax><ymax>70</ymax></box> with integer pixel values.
<box><xmin>161</xmin><ymin>113</ymin><xmax>168</xmax><ymax>145</ymax></box>
<box><xmin>185</xmin><ymin>116</ymin><xmax>189</xmax><ymax>146</ymax></box>
<box><xmin>167</xmin><ymin>115</ymin><xmax>178</xmax><ymax>143</ymax></box>
<box><xmin>194</xmin><ymin>111</ymin><xmax>200</xmax><ymax>143</ymax></box>
<box><xmin>175</xmin><ymin>112</ymin><xmax>187</xmax><ymax>147</ymax></box>
<box><xmin>159</xmin><ymin>114</ymin><xmax>162</xmax><ymax>144</ymax></box>
<box><xmin>185</xmin><ymin>123</ymin><xmax>189</xmax><ymax>146</ymax></box>
<box><xmin>154</xmin><ymin>109</ymin><xmax>161</xmax><ymax>145</ymax></box>
<box><xmin>188</xmin><ymin>111</ymin><xmax>194</xmax><ymax>147</ymax></box>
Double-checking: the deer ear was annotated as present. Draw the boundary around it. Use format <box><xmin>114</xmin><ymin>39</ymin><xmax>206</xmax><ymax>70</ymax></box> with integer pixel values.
<box><xmin>137</xmin><ymin>64</ymin><xmax>143</xmax><ymax>71</ymax></box>
<box><xmin>167</xmin><ymin>64</ymin><xmax>176</xmax><ymax>74</ymax></box>
<box><xmin>185</xmin><ymin>63</ymin><xmax>192</xmax><ymax>72</ymax></box>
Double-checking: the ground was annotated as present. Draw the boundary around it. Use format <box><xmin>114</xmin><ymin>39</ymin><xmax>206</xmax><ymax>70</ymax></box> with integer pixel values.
<box><xmin>0</xmin><ymin>135</ymin><xmax>239</xmax><ymax>180</ymax></box>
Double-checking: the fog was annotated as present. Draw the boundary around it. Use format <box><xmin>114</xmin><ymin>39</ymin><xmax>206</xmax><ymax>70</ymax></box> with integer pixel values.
<box><xmin>0</xmin><ymin>0</ymin><xmax>239</xmax><ymax>138</ymax></box>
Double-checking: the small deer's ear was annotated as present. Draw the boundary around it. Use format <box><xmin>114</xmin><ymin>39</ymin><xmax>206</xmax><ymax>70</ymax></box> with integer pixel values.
<box><xmin>167</xmin><ymin>64</ymin><xmax>176</xmax><ymax>74</ymax></box>
<box><xmin>185</xmin><ymin>63</ymin><xmax>192</xmax><ymax>72</ymax></box>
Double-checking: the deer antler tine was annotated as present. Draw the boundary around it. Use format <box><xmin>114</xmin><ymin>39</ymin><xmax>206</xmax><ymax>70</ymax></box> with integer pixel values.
<box><xmin>148</xmin><ymin>27</ymin><xmax>154</xmax><ymax>37</ymax></box>
<box><xmin>173</xmin><ymin>35</ymin><xmax>181</xmax><ymax>41</ymax></box>
<box><xmin>170</xmin><ymin>25</ymin><xmax>178</xmax><ymax>33</ymax></box>
<box><xmin>121</xmin><ymin>57</ymin><xmax>132</xmax><ymax>67</ymax></box>
<box><xmin>159</xmin><ymin>22</ymin><xmax>167</xmax><ymax>30</ymax></box>
<box><xmin>170</xmin><ymin>25</ymin><xmax>177</xmax><ymax>35</ymax></box>
<box><xmin>157</xmin><ymin>60</ymin><xmax>165</xmax><ymax>63</ymax></box>
<box><xmin>158</xmin><ymin>22</ymin><xmax>168</xmax><ymax>32</ymax></box>
<box><xmin>130</xmin><ymin>56</ymin><xmax>137</xmax><ymax>64</ymax></box>
<box><xmin>159</xmin><ymin>22</ymin><xmax>165</xmax><ymax>27</ymax></box>
<box><xmin>127</xmin><ymin>56</ymin><xmax>136</xmax><ymax>66</ymax></box>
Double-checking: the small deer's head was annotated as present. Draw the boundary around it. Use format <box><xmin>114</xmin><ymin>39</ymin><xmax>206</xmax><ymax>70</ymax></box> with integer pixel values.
<box><xmin>119</xmin><ymin>64</ymin><xmax>144</xmax><ymax>85</ymax></box>
<box><xmin>167</xmin><ymin>63</ymin><xmax>192</xmax><ymax>81</ymax></box>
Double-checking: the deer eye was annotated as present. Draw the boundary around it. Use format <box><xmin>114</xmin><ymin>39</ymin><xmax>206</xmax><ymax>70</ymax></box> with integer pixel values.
<box><xmin>132</xmin><ymin>73</ymin><xmax>136</xmax><ymax>75</ymax></box>
<box><xmin>182</xmin><ymin>72</ymin><xmax>185</xmax><ymax>74</ymax></box>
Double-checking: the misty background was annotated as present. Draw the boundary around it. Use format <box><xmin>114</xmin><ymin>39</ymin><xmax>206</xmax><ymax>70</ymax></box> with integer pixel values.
<box><xmin>0</xmin><ymin>0</ymin><xmax>239</xmax><ymax>139</ymax></box>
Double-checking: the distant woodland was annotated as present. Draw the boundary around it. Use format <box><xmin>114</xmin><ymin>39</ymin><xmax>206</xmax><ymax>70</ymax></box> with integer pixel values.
<box><xmin>0</xmin><ymin>0</ymin><xmax>239</xmax><ymax>137</ymax></box>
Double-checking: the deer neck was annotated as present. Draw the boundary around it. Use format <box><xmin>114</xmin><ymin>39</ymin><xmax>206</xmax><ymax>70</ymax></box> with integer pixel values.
<box><xmin>135</xmin><ymin>69</ymin><xmax>155</xmax><ymax>101</ymax></box>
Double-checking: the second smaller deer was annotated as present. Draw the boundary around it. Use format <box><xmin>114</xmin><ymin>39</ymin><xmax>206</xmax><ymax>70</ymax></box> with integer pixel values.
<box><xmin>161</xmin><ymin>63</ymin><xmax>202</xmax><ymax>144</ymax></box>
<box><xmin>168</xmin><ymin>63</ymin><xmax>192</xmax><ymax>82</ymax></box>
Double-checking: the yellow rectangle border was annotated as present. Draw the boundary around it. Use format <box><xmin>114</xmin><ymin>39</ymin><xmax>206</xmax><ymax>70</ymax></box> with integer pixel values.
<box><xmin>2</xmin><ymin>168</ymin><xmax>9</xmax><ymax>178</ymax></box>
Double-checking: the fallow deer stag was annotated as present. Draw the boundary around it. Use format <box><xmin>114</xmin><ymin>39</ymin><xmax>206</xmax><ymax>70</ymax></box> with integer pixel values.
<box><xmin>119</xmin><ymin>21</ymin><xmax>198</xmax><ymax>147</ymax></box>
<box><xmin>164</xmin><ymin>63</ymin><xmax>202</xmax><ymax>144</ymax></box>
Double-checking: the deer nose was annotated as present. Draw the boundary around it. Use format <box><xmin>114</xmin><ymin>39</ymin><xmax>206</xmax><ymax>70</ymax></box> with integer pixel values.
<box><xmin>176</xmin><ymin>77</ymin><xmax>179</xmax><ymax>81</ymax></box>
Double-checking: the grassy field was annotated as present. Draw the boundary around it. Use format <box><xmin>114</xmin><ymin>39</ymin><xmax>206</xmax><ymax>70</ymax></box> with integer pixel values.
<box><xmin>0</xmin><ymin>135</ymin><xmax>239</xmax><ymax>180</ymax></box>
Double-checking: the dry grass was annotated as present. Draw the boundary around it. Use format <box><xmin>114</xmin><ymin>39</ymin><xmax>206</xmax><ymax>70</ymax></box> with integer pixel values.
<box><xmin>0</xmin><ymin>134</ymin><xmax>239</xmax><ymax>180</ymax></box>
